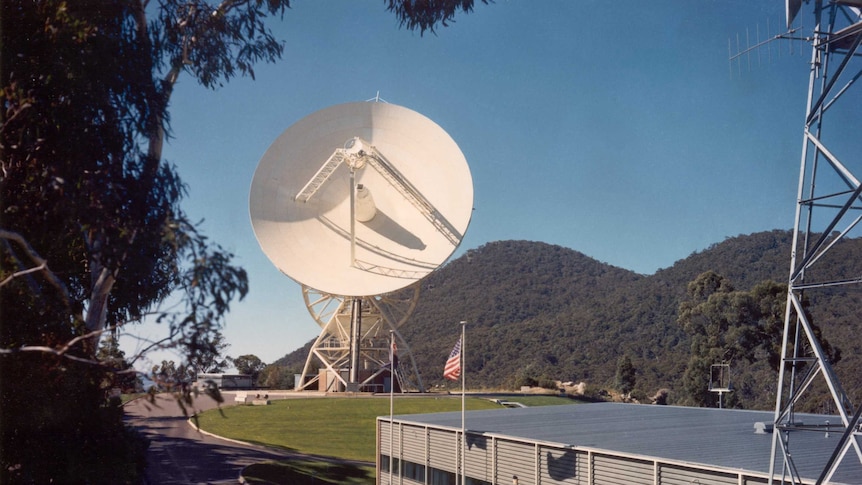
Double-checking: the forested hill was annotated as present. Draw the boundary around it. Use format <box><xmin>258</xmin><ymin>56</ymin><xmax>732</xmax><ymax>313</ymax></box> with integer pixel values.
<box><xmin>272</xmin><ymin>230</ymin><xmax>862</xmax><ymax>409</ymax></box>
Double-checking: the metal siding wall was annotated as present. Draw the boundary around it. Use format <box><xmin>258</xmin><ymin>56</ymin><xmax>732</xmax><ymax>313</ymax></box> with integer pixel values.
<box><xmin>539</xmin><ymin>447</ymin><xmax>580</xmax><ymax>484</ymax></box>
<box><xmin>743</xmin><ymin>477</ymin><xmax>795</xmax><ymax>485</ymax></box>
<box><xmin>380</xmin><ymin>421</ymin><xmax>392</xmax><ymax>455</ymax></box>
<box><xmin>465</xmin><ymin>434</ymin><xmax>493</xmax><ymax>483</ymax></box>
<box><xmin>658</xmin><ymin>464</ymin><xmax>740</xmax><ymax>485</ymax></box>
<box><xmin>576</xmin><ymin>453</ymin><xmax>590</xmax><ymax>485</ymax></box>
<box><xmin>402</xmin><ymin>425</ymin><xmax>427</xmax><ymax>464</ymax></box>
<box><xmin>592</xmin><ymin>454</ymin><xmax>653</xmax><ymax>485</ymax></box>
<box><xmin>380</xmin><ymin>422</ymin><xmax>401</xmax><ymax>455</ymax></box>
<box><xmin>428</xmin><ymin>428</ymin><xmax>458</xmax><ymax>472</ymax></box>
<box><xmin>387</xmin><ymin>421</ymin><xmax>787</xmax><ymax>485</ymax></box>
<box><xmin>495</xmin><ymin>439</ymin><xmax>537</xmax><ymax>485</ymax></box>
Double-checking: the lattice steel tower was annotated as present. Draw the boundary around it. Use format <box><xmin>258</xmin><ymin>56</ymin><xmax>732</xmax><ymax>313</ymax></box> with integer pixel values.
<box><xmin>770</xmin><ymin>1</ymin><xmax>862</xmax><ymax>483</ymax></box>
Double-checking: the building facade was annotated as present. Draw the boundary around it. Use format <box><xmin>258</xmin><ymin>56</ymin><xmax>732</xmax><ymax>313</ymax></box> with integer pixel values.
<box><xmin>377</xmin><ymin>402</ymin><xmax>859</xmax><ymax>485</ymax></box>
<box><xmin>195</xmin><ymin>373</ymin><xmax>253</xmax><ymax>389</ymax></box>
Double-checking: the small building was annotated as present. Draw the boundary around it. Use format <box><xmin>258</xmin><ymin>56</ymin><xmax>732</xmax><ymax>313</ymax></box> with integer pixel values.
<box><xmin>377</xmin><ymin>402</ymin><xmax>861</xmax><ymax>485</ymax></box>
<box><xmin>195</xmin><ymin>373</ymin><xmax>253</xmax><ymax>390</ymax></box>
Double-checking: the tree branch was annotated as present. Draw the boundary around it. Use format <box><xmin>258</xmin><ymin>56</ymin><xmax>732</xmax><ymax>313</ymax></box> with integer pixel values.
<box><xmin>0</xmin><ymin>101</ymin><xmax>32</xmax><ymax>138</ymax></box>
<box><xmin>122</xmin><ymin>328</ymin><xmax>183</xmax><ymax>367</ymax></box>
<box><xmin>0</xmin><ymin>229</ymin><xmax>71</xmax><ymax>309</ymax></box>
<box><xmin>0</xmin><ymin>346</ymin><xmax>102</xmax><ymax>366</ymax></box>
<box><xmin>0</xmin><ymin>261</ymin><xmax>46</xmax><ymax>287</ymax></box>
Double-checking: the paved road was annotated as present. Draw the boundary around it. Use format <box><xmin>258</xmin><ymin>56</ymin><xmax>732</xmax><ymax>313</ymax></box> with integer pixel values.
<box><xmin>124</xmin><ymin>393</ymin><xmax>290</xmax><ymax>484</ymax></box>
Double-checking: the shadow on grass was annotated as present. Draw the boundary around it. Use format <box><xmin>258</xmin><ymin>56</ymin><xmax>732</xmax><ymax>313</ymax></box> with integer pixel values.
<box><xmin>242</xmin><ymin>458</ymin><xmax>375</xmax><ymax>485</ymax></box>
<box><xmin>233</xmin><ymin>439</ymin><xmax>300</xmax><ymax>454</ymax></box>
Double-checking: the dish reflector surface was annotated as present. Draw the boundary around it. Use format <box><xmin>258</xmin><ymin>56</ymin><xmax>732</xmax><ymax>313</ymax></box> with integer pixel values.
<box><xmin>249</xmin><ymin>102</ymin><xmax>473</xmax><ymax>296</ymax></box>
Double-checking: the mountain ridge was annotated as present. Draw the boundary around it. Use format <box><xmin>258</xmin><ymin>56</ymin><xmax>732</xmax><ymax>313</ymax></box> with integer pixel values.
<box><xmin>270</xmin><ymin>229</ymin><xmax>862</xmax><ymax>409</ymax></box>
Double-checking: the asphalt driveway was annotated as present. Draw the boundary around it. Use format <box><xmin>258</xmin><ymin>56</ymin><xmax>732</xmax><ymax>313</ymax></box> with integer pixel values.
<box><xmin>124</xmin><ymin>393</ymin><xmax>290</xmax><ymax>484</ymax></box>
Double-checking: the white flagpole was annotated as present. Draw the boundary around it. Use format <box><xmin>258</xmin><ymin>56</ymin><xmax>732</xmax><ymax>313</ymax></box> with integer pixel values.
<box><xmin>389</xmin><ymin>330</ymin><xmax>395</xmax><ymax>485</ymax></box>
<box><xmin>460</xmin><ymin>320</ymin><xmax>466</xmax><ymax>485</ymax></box>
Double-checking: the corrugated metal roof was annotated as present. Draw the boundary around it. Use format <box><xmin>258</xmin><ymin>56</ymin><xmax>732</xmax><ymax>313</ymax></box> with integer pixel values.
<box><xmin>391</xmin><ymin>402</ymin><xmax>862</xmax><ymax>483</ymax></box>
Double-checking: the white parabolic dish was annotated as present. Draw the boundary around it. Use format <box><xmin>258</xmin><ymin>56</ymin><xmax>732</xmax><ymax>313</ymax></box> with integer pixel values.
<box><xmin>249</xmin><ymin>102</ymin><xmax>474</xmax><ymax>297</ymax></box>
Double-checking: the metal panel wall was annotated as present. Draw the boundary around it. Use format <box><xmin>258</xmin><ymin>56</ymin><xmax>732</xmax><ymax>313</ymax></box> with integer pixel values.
<box><xmin>428</xmin><ymin>428</ymin><xmax>458</xmax><ymax>472</ymax></box>
<box><xmin>743</xmin><ymin>477</ymin><xmax>795</xmax><ymax>485</ymax></box>
<box><xmin>540</xmin><ymin>447</ymin><xmax>581</xmax><ymax>484</ymax></box>
<box><xmin>592</xmin><ymin>454</ymin><xmax>653</xmax><ymax>485</ymax></box>
<box><xmin>379</xmin><ymin>421</ymin><xmax>401</xmax><ymax>456</ymax></box>
<box><xmin>464</xmin><ymin>434</ymin><xmax>493</xmax><ymax>483</ymax></box>
<box><xmin>380</xmin><ymin>420</ymin><xmax>797</xmax><ymax>485</ymax></box>
<box><xmin>379</xmin><ymin>421</ymin><xmax>390</xmax><ymax>450</ymax></box>
<box><xmin>401</xmin><ymin>425</ymin><xmax>427</xmax><ymax>464</ymax></box>
<box><xmin>658</xmin><ymin>464</ymin><xmax>738</xmax><ymax>485</ymax></box>
<box><xmin>496</xmin><ymin>439</ymin><xmax>537</xmax><ymax>485</ymax></box>
<box><xmin>575</xmin><ymin>452</ymin><xmax>590</xmax><ymax>485</ymax></box>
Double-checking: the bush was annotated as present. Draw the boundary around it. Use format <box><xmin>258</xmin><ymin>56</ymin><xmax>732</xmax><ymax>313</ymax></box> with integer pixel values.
<box><xmin>536</xmin><ymin>375</ymin><xmax>558</xmax><ymax>390</ymax></box>
<box><xmin>651</xmin><ymin>388</ymin><xmax>670</xmax><ymax>405</ymax></box>
<box><xmin>581</xmin><ymin>383</ymin><xmax>609</xmax><ymax>401</ymax></box>
<box><xmin>0</xmin><ymin>354</ymin><xmax>149</xmax><ymax>483</ymax></box>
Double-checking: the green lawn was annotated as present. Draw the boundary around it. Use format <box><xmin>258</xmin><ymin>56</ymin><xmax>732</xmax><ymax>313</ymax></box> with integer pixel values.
<box><xmin>195</xmin><ymin>394</ymin><xmax>582</xmax><ymax>484</ymax></box>
<box><xmin>240</xmin><ymin>459</ymin><xmax>376</xmax><ymax>485</ymax></box>
<box><xmin>195</xmin><ymin>396</ymin><xmax>501</xmax><ymax>462</ymax></box>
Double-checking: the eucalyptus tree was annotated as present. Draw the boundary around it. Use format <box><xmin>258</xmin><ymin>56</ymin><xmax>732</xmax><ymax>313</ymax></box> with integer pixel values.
<box><xmin>231</xmin><ymin>353</ymin><xmax>266</xmax><ymax>384</ymax></box>
<box><xmin>2</xmin><ymin>0</ymin><xmax>486</xmax><ymax>365</ymax></box>
<box><xmin>677</xmin><ymin>272</ymin><xmax>840</xmax><ymax>408</ymax></box>
<box><xmin>1</xmin><ymin>0</ymin><xmax>254</xmax><ymax>365</ymax></box>
<box><xmin>1</xmin><ymin>0</ymin><xmax>487</xmax><ymax>480</ymax></box>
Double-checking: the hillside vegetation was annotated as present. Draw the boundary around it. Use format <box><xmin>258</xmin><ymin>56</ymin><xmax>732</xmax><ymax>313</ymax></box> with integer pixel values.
<box><xmin>270</xmin><ymin>230</ymin><xmax>862</xmax><ymax>411</ymax></box>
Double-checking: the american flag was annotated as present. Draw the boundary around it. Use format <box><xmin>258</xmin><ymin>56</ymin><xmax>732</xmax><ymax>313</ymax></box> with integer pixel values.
<box><xmin>443</xmin><ymin>337</ymin><xmax>461</xmax><ymax>381</ymax></box>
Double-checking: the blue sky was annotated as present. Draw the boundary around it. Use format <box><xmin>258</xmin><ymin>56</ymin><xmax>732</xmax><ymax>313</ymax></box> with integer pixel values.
<box><xmin>121</xmin><ymin>1</ymin><xmax>843</xmax><ymax>369</ymax></box>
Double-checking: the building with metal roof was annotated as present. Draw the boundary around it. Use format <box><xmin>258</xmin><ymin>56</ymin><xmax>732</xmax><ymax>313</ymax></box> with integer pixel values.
<box><xmin>377</xmin><ymin>402</ymin><xmax>861</xmax><ymax>484</ymax></box>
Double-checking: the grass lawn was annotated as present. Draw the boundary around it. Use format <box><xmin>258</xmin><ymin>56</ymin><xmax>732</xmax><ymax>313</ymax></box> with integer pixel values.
<box><xmin>240</xmin><ymin>459</ymin><xmax>376</xmax><ymax>485</ymax></box>
<box><xmin>195</xmin><ymin>394</ymin><xmax>584</xmax><ymax>484</ymax></box>
<box><xmin>195</xmin><ymin>396</ymin><xmax>501</xmax><ymax>462</ymax></box>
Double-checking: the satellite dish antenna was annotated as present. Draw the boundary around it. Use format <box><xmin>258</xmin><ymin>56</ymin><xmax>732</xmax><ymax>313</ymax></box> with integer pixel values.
<box><xmin>250</xmin><ymin>101</ymin><xmax>473</xmax><ymax>392</ymax></box>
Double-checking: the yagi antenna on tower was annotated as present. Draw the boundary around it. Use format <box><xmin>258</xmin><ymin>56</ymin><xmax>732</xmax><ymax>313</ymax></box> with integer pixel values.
<box><xmin>727</xmin><ymin>13</ymin><xmax>808</xmax><ymax>79</ymax></box>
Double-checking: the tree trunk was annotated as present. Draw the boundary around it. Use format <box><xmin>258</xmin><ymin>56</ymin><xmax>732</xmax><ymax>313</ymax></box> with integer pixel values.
<box><xmin>78</xmin><ymin>3</ymin><xmax>175</xmax><ymax>356</ymax></box>
<box><xmin>84</xmin><ymin>263</ymin><xmax>115</xmax><ymax>355</ymax></box>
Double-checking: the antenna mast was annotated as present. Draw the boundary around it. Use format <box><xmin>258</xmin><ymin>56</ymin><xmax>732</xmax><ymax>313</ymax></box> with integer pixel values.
<box><xmin>770</xmin><ymin>1</ymin><xmax>862</xmax><ymax>483</ymax></box>
<box><xmin>728</xmin><ymin>15</ymin><xmax>806</xmax><ymax>79</ymax></box>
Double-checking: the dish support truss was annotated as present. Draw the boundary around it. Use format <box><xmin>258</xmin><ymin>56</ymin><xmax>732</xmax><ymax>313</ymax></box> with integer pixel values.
<box><xmin>770</xmin><ymin>1</ymin><xmax>862</xmax><ymax>483</ymax></box>
<box><xmin>295</xmin><ymin>284</ymin><xmax>425</xmax><ymax>393</ymax></box>
<box><xmin>295</xmin><ymin>138</ymin><xmax>464</xmax><ymax>246</ymax></box>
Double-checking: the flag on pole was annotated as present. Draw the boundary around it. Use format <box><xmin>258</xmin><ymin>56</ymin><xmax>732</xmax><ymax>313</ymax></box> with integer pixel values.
<box><xmin>388</xmin><ymin>331</ymin><xmax>395</xmax><ymax>484</ymax></box>
<box><xmin>389</xmin><ymin>338</ymin><xmax>398</xmax><ymax>369</ymax></box>
<box><xmin>443</xmin><ymin>337</ymin><xmax>462</xmax><ymax>381</ymax></box>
